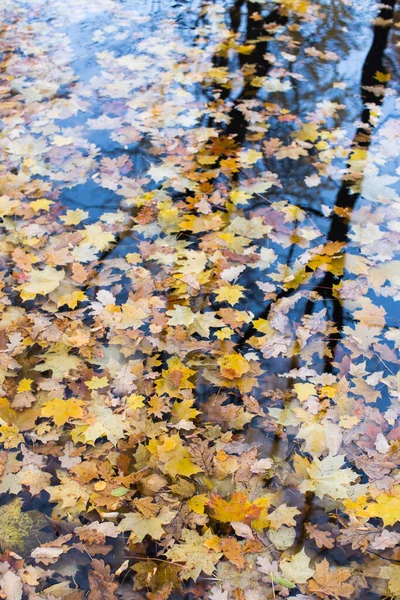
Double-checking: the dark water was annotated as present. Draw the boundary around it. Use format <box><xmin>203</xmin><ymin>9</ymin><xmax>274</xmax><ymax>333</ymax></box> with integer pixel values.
<box><xmin>0</xmin><ymin>0</ymin><xmax>400</xmax><ymax>598</ymax></box>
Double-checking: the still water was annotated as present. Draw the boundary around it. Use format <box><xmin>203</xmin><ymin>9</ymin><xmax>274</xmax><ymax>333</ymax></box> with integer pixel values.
<box><xmin>0</xmin><ymin>0</ymin><xmax>399</xmax><ymax>599</ymax></box>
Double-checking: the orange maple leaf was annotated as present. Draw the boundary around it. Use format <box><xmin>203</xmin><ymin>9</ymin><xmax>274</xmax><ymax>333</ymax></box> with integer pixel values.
<box><xmin>209</xmin><ymin>492</ymin><xmax>261</xmax><ymax>523</ymax></box>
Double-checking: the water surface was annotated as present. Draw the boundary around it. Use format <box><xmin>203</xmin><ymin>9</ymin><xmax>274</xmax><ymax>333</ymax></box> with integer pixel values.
<box><xmin>0</xmin><ymin>1</ymin><xmax>399</xmax><ymax>599</ymax></box>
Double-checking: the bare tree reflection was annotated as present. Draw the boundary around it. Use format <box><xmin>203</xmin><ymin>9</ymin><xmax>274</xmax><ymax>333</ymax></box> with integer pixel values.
<box><xmin>238</xmin><ymin>0</ymin><xmax>396</xmax><ymax>376</ymax></box>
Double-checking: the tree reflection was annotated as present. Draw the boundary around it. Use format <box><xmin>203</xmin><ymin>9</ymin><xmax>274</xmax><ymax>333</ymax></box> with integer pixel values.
<box><xmin>220</xmin><ymin>0</ymin><xmax>398</xmax><ymax>374</ymax></box>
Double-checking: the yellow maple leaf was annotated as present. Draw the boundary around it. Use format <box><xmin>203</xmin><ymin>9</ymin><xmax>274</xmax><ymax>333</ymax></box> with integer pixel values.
<box><xmin>126</xmin><ymin>253</ymin><xmax>141</xmax><ymax>264</ymax></box>
<box><xmin>0</xmin><ymin>423</ymin><xmax>24</xmax><ymax>449</ymax></box>
<box><xmin>60</xmin><ymin>209</ymin><xmax>89</xmax><ymax>225</ymax></box>
<box><xmin>172</xmin><ymin>399</ymin><xmax>200</xmax><ymax>422</ymax></box>
<box><xmin>344</xmin><ymin>491</ymin><xmax>400</xmax><ymax>527</ymax></box>
<box><xmin>83</xmin><ymin>224</ymin><xmax>115</xmax><ymax>250</ymax></box>
<box><xmin>0</xmin><ymin>195</ymin><xmax>18</xmax><ymax>217</ymax></box>
<box><xmin>156</xmin><ymin>357</ymin><xmax>195</xmax><ymax>397</ymax></box>
<box><xmin>187</xmin><ymin>494</ymin><xmax>210</xmax><ymax>515</ymax></box>
<box><xmin>118</xmin><ymin>508</ymin><xmax>175</xmax><ymax>543</ymax></box>
<box><xmin>57</xmin><ymin>290</ymin><xmax>87</xmax><ymax>309</ymax></box>
<box><xmin>374</xmin><ymin>70</ymin><xmax>391</xmax><ymax>82</ymax></box>
<box><xmin>218</xmin><ymin>353</ymin><xmax>251</xmax><ymax>379</ymax></box>
<box><xmin>148</xmin><ymin>395</ymin><xmax>169</xmax><ymax>417</ymax></box>
<box><xmin>209</xmin><ymin>491</ymin><xmax>261</xmax><ymax>523</ymax></box>
<box><xmin>20</xmin><ymin>266</ymin><xmax>65</xmax><ymax>297</ymax></box>
<box><xmin>230</xmin><ymin>190</ymin><xmax>252</xmax><ymax>205</ymax></box>
<box><xmin>29</xmin><ymin>199</ymin><xmax>54</xmax><ymax>212</ymax></box>
<box><xmin>165</xmin><ymin>454</ymin><xmax>202</xmax><ymax>478</ymax></box>
<box><xmin>238</xmin><ymin>149</ymin><xmax>263</xmax><ymax>166</ymax></box>
<box><xmin>86</xmin><ymin>376</ymin><xmax>109</xmax><ymax>390</ymax></box>
<box><xmin>280</xmin><ymin>549</ymin><xmax>315</xmax><ymax>584</ymax></box>
<box><xmin>294</xmin><ymin>382</ymin><xmax>316</xmax><ymax>402</ymax></box>
<box><xmin>17</xmin><ymin>378</ymin><xmax>33</xmax><ymax>393</ymax></box>
<box><xmin>299</xmin><ymin>455</ymin><xmax>358</xmax><ymax>500</ymax></box>
<box><xmin>179</xmin><ymin>213</ymin><xmax>224</xmax><ymax>234</ymax></box>
<box><xmin>214</xmin><ymin>283</ymin><xmax>245</xmax><ymax>306</ymax></box>
<box><xmin>41</xmin><ymin>398</ymin><xmax>85</xmax><ymax>426</ymax></box>
<box><xmin>126</xmin><ymin>394</ymin><xmax>145</xmax><ymax>409</ymax></box>
<box><xmin>380</xmin><ymin>564</ymin><xmax>400</xmax><ymax>598</ymax></box>
<box><xmin>251</xmin><ymin>497</ymin><xmax>272</xmax><ymax>532</ymax></box>
<box><xmin>165</xmin><ymin>529</ymin><xmax>222</xmax><ymax>581</ymax></box>
<box><xmin>268</xmin><ymin>503</ymin><xmax>300</xmax><ymax>530</ymax></box>
<box><xmin>46</xmin><ymin>472</ymin><xmax>89</xmax><ymax>518</ymax></box>
<box><xmin>148</xmin><ymin>433</ymin><xmax>202</xmax><ymax>478</ymax></box>
<box><xmin>34</xmin><ymin>347</ymin><xmax>81</xmax><ymax>378</ymax></box>
<box><xmin>166</xmin><ymin>305</ymin><xmax>195</xmax><ymax>327</ymax></box>
<box><xmin>215</xmin><ymin>327</ymin><xmax>234</xmax><ymax>340</ymax></box>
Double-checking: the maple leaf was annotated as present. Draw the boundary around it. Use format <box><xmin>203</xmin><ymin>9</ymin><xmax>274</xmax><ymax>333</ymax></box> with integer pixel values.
<box><xmin>220</xmin><ymin>537</ymin><xmax>245</xmax><ymax>570</ymax></box>
<box><xmin>34</xmin><ymin>349</ymin><xmax>81</xmax><ymax>378</ymax></box>
<box><xmin>374</xmin><ymin>70</ymin><xmax>391</xmax><ymax>82</ymax></box>
<box><xmin>209</xmin><ymin>492</ymin><xmax>261</xmax><ymax>523</ymax></box>
<box><xmin>217</xmin><ymin>353</ymin><xmax>251</xmax><ymax>380</ymax></box>
<box><xmin>77</xmin><ymin>405</ymin><xmax>129</xmax><ymax>446</ymax></box>
<box><xmin>380</xmin><ymin>564</ymin><xmax>400</xmax><ymax>598</ymax></box>
<box><xmin>344</xmin><ymin>490</ymin><xmax>400</xmax><ymax>527</ymax></box>
<box><xmin>189</xmin><ymin>311</ymin><xmax>223</xmax><ymax>337</ymax></box>
<box><xmin>118</xmin><ymin>508</ymin><xmax>175</xmax><ymax>543</ymax></box>
<box><xmin>83</xmin><ymin>224</ymin><xmax>115</xmax><ymax>250</ymax></box>
<box><xmin>17</xmin><ymin>378</ymin><xmax>33</xmax><ymax>393</ymax></box>
<box><xmin>280</xmin><ymin>549</ymin><xmax>315</xmax><ymax>584</ymax></box>
<box><xmin>46</xmin><ymin>473</ymin><xmax>90</xmax><ymax>518</ymax></box>
<box><xmin>268</xmin><ymin>504</ymin><xmax>300</xmax><ymax>530</ymax></box>
<box><xmin>60</xmin><ymin>208</ymin><xmax>89</xmax><ymax>225</ymax></box>
<box><xmin>299</xmin><ymin>455</ymin><xmax>358</xmax><ymax>500</ymax></box>
<box><xmin>165</xmin><ymin>529</ymin><xmax>222</xmax><ymax>581</ymax></box>
<box><xmin>148</xmin><ymin>433</ymin><xmax>202</xmax><ymax>478</ymax></box>
<box><xmin>308</xmin><ymin>558</ymin><xmax>354</xmax><ymax>599</ymax></box>
<box><xmin>165</xmin><ymin>449</ymin><xmax>202</xmax><ymax>478</ymax></box>
<box><xmin>57</xmin><ymin>290</ymin><xmax>87</xmax><ymax>309</ymax></box>
<box><xmin>238</xmin><ymin>148</ymin><xmax>263</xmax><ymax>166</ymax></box>
<box><xmin>189</xmin><ymin>439</ymin><xmax>214</xmax><ymax>475</ymax></box>
<box><xmin>20</xmin><ymin>266</ymin><xmax>65</xmax><ymax>297</ymax></box>
<box><xmin>0</xmin><ymin>423</ymin><xmax>23</xmax><ymax>449</ymax></box>
<box><xmin>156</xmin><ymin>357</ymin><xmax>195</xmax><ymax>397</ymax></box>
<box><xmin>0</xmin><ymin>499</ymin><xmax>50</xmax><ymax>554</ymax></box>
<box><xmin>226</xmin><ymin>216</ymin><xmax>271</xmax><ymax>239</ymax></box>
<box><xmin>214</xmin><ymin>283</ymin><xmax>245</xmax><ymax>305</ymax></box>
<box><xmin>41</xmin><ymin>398</ymin><xmax>85</xmax><ymax>426</ymax></box>
<box><xmin>86</xmin><ymin>376</ymin><xmax>109</xmax><ymax>390</ymax></box>
<box><xmin>126</xmin><ymin>393</ymin><xmax>145</xmax><ymax>409</ymax></box>
<box><xmin>0</xmin><ymin>196</ymin><xmax>18</xmax><ymax>217</ymax></box>
<box><xmin>294</xmin><ymin>382</ymin><xmax>317</xmax><ymax>402</ymax></box>
<box><xmin>187</xmin><ymin>494</ymin><xmax>209</xmax><ymax>514</ymax></box>
<box><xmin>172</xmin><ymin>398</ymin><xmax>200</xmax><ymax>422</ymax></box>
<box><xmin>1</xmin><ymin>0</ymin><xmax>399</xmax><ymax>595</ymax></box>
<box><xmin>166</xmin><ymin>305</ymin><xmax>195</xmax><ymax>326</ymax></box>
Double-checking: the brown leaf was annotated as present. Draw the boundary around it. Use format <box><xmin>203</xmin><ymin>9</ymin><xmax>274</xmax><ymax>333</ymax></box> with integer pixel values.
<box><xmin>233</xmin><ymin>447</ymin><xmax>258</xmax><ymax>485</ymax></box>
<box><xmin>305</xmin><ymin>523</ymin><xmax>335</xmax><ymax>549</ymax></box>
<box><xmin>308</xmin><ymin>559</ymin><xmax>354</xmax><ymax>599</ymax></box>
<box><xmin>88</xmin><ymin>560</ymin><xmax>118</xmax><ymax>600</ymax></box>
<box><xmin>220</xmin><ymin>537</ymin><xmax>245</xmax><ymax>570</ymax></box>
<box><xmin>242</xmin><ymin>539</ymin><xmax>265</xmax><ymax>554</ymax></box>
<box><xmin>189</xmin><ymin>439</ymin><xmax>214</xmax><ymax>476</ymax></box>
<box><xmin>337</xmin><ymin>524</ymin><xmax>374</xmax><ymax>552</ymax></box>
<box><xmin>147</xmin><ymin>583</ymin><xmax>173</xmax><ymax>600</ymax></box>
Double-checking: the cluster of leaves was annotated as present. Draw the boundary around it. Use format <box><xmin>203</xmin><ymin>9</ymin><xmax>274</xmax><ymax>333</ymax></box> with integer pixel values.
<box><xmin>0</xmin><ymin>0</ymin><xmax>399</xmax><ymax>599</ymax></box>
